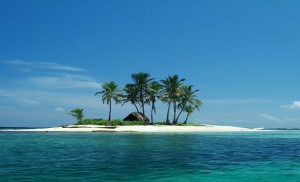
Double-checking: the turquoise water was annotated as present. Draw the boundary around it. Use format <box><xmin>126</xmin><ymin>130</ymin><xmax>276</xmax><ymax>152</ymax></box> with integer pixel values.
<box><xmin>1</xmin><ymin>131</ymin><xmax>300</xmax><ymax>181</ymax></box>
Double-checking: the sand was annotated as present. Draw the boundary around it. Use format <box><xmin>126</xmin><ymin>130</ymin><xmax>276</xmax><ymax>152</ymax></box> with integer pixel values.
<box><xmin>0</xmin><ymin>124</ymin><xmax>264</xmax><ymax>132</ymax></box>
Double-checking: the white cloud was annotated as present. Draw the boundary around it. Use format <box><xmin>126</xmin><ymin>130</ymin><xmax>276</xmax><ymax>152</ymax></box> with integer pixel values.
<box><xmin>29</xmin><ymin>75</ymin><xmax>100</xmax><ymax>89</ymax></box>
<box><xmin>1</xmin><ymin>60</ymin><xmax>102</xmax><ymax>111</ymax></box>
<box><xmin>54</xmin><ymin>107</ymin><xmax>65</xmax><ymax>112</ymax></box>
<box><xmin>5</xmin><ymin>60</ymin><xmax>33</xmax><ymax>72</ymax></box>
<box><xmin>1</xmin><ymin>60</ymin><xmax>109</xmax><ymax>126</ymax></box>
<box><xmin>6</xmin><ymin>60</ymin><xmax>32</xmax><ymax>66</ymax></box>
<box><xmin>0</xmin><ymin>89</ymin><xmax>102</xmax><ymax>110</ymax></box>
<box><xmin>258</xmin><ymin>113</ymin><xmax>280</xmax><ymax>122</ymax></box>
<box><xmin>0</xmin><ymin>60</ymin><xmax>101</xmax><ymax>113</ymax></box>
<box><xmin>0</xmin><ymin>90</ymin><xmax>40</xmax><ymax>106</ymax></box>
<box><xmin>15</xmin><ymin>98</ymin><xmax>41</xmax><ymax>106</ymax></box>
<box><xmin>40</xmin><ymin>62</ymin><xmax>85</xmax><ymax>72</ymax></box>
<box><xmin>5</xmin><ymin>59</ymin><xmax>100</xmax><ymax>89</ymax></box>
<box><xmin>281</xmin><ymin>101</ymin><xmax>300</xmax><ymax>110</ymax></box>
<box><xmin>5</xmin><ymin>60</ymin><xmax>85</xmax><ymax>72</ymax></box>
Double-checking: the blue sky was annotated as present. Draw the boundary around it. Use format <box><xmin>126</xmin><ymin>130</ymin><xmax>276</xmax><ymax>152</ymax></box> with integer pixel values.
<box><xmin>0</xmin><ymin>0</ymin><xmax>300</xmax><ymax>127</ymax></box>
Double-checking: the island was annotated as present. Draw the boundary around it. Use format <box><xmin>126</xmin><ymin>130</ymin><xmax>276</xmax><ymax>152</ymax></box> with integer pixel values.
<box><xmin>1</xmin><ymin>124</ymin><xmax>263</xmax><ymax>132</ymax></box>
<box><xmin>1</xmin><ymin>72</ymin><xmax>264</xmax><ymax>133</ymax></box>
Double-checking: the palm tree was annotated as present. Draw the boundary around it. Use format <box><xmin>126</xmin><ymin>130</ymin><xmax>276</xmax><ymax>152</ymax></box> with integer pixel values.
<box><xmin>67</xmin><ymin>108</ymin><xmax>84</xmax><ymax>123</ymax></box>
<box><xmin>175</xmin><ymin>85</ymin><xmax>200</xmax><ymax>123</ymax></box>
<box><xmin>159</xmin><ymin>94</ymin><xmax>170</xmax><ymax>123</ymax></box>
<box><xmin>146</xmin><ymin>81</ymin><xmax>162</xmax><ymax>124</ymax></box>
<box><xmin>183</xmin><ymin>105</ymin><xmax>199</xmax><ymax>124</ymax></box>
<box><xmin>128</xmin><ymin>72</ymin><xmax>154</xmax><ymax>115</ymax></box>
<box><xmin>122</xmin><ymin>84</ymin><xmax>140</xmax><ymax>112</ymax></box>
<box><xmin>95</xmin><ymin>81</ymin><xmax>122</xmax><ymax>121</ymax></box>
<box><xmin>161</xmin><ymin>75</ymin><xmax>185</xmax><ymax>124</ymax></box>
<box><xmin>183</xmin><ymin>100</ymin><xmax>202</xmax><ymax>124</ymax></box>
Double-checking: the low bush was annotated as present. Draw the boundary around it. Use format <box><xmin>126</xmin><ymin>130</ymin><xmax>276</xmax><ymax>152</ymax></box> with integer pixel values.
<box><xmin>75</xmin><ymin>119</ymin><xmax>201</xmax><ymax>126</ymax></box>
<box><xmin>75</xmin><ymin>119</ymin><xmax>146</xmax><ymax>126</ymax></box>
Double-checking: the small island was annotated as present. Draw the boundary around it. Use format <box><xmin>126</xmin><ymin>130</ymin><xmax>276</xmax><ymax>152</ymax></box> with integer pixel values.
<box><xmin>1</xmin><ymin>72</ymin><xmax>263</xmax><ymax>133</ymax></box>
<box><xmin>1</xmin><ymin>124</ymin><xmax>262</xmax><ymax>132</ymax></box>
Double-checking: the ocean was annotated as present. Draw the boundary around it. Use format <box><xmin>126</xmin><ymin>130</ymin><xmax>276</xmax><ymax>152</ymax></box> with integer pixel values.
<box><xmin>0</xmin><ymin>130</ymin><xmax>300</xmax><ymax>181</ymax></box>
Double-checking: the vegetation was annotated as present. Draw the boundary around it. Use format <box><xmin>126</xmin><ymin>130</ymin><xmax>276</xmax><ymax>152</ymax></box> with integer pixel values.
<box><xmin>183</xmin><ymin>105</ymin><xmax>197</xmax><ymax>124</ymax></box>
<box><xmin>76</xmin><ymin>119</ymin><xmax>146</xmax><ymax>126</ymax></box>
<box><xmin>146</xmin><ymin>81</ymin><xmax>162</xmax><ymax>124</ymax></box>
<box><xmin>175</xmin><ymin>85</ymin><xmax>202</xmax><ymax>124</ymax></box>
<box><xmin>95</xmin><ymin>81</ymin><xmax>122</xmax><ymax>121</ymax></box>
<box><xmin>75</xmin><ymin>119</ymin><xmax>201</xmax><ymax>126</ymax></box>
<box><xmin>127</xmin><ymin>72</ymin><xmax>154</xmax><ymax>115</ymax></box>
<box><xmin>67</xmin><ymin>72</ymin><xmax>203</xmax><ymax>126</ymax></box>
<box><xmin>67</xmin><ymin>108</ymin><xmax>84</xmax><ymax>122</ymax></box>
<box><xmin>123</xmin><ymin>84</ymin><xmax>140</xmax><ymax>112</ymax></box>
<box><xmin>161</xmin><ymin>75</ymin><xmax>186</xmax><ymax>124</ymax></box>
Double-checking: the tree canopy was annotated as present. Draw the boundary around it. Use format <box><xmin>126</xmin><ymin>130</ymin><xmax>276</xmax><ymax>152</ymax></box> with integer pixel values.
<box><xmin>69</xmin><ymin>72</ymin><xmax>202</xmax><ymax>125</ymax></box>
<box><xmin>95</xmin><ymin>81</ymin><xmax>122</xmax><ymax>121</ymax></box>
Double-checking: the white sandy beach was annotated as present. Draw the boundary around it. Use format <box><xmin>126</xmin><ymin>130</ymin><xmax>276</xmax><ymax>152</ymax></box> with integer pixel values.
<box><xmin>1</xmin><ymin>124</ymin><xmax>264</xmax><ymax>132</ymax></box>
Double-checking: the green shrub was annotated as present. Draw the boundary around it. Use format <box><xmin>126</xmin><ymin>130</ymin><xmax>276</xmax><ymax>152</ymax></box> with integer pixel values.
<box><xmin>75</xmin><ymin>119</ymin><xmax>147</xmax><ymax>126</ymax></box>
<box><xmin>75</xmin><ymin>119</ymin><xmax>202</xmax><ymax>126</ymax></box>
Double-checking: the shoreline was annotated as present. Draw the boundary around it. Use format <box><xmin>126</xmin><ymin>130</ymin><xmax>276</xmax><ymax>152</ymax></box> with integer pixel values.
<box><xmin>0</xmin><ymin>124</ymin><xmax>266</xmax><ymax>133</ymax></box>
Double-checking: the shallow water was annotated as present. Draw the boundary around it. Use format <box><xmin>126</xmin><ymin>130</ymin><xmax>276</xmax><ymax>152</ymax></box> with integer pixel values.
<box><xmin>0</xmin><ymin>131</ymin><xmax>300</xmax><ymax>181</ymax></box>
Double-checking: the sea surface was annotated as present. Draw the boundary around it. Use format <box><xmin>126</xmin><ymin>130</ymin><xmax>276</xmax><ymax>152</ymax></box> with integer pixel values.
<box><xmin>1</xmin><ymin>129</ymin><xmax>300</xmax><ymax>181</ymax></box>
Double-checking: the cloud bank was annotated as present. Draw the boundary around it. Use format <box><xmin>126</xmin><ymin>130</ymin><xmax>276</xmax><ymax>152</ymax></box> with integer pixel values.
<box><xmin>281</xmin><ymin>101</ymin><xmax>300</xmax><ymax>110</ymax></box>
<box><xmin>1</xmin><ymin>60</ymin><xmax>101</xmax><ymax>110</ymax></box>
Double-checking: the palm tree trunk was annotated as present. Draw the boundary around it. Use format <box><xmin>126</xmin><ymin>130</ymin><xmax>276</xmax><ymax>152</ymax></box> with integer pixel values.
<box><xmin>134</xmin><ymin>103</ymin><xmax>139</xmax><ymax>113</ymax></box>
<box><xmin>166</xmin><ymin>101</ymin><xmax>171</xmax><ymax>124</ymax></box>
<box><xmin>109</xmin><ymin>99</ymin><xmax>112</xmax><ymax>122</ymax></box>
<box><xmin>151</xmin><ymin>104</ymin><xmax>154</xmax><ymax>124</ymax></box>
<box><xmin>172</xmin><ymin>101</ymin><xmax>177</xmax><ymax>125</ymax></box>
<box><xmin>183</xmin><ymin>113</ymin><xmax>190</xmax><ymax>124</ymax></box>
<box><xmin>175</xmin><ymin>106</ymin><xmax>185</xmax><ymax>124</ymax></box>
<box><xmin>141</xmin><ymin>89</ymin><xmax>145</xmax><ymax>115</ymax></box>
